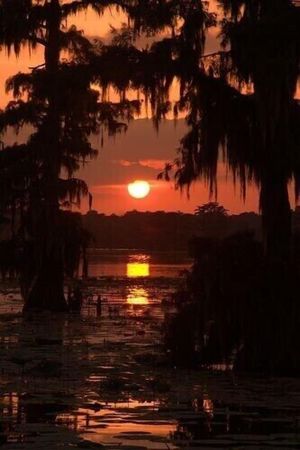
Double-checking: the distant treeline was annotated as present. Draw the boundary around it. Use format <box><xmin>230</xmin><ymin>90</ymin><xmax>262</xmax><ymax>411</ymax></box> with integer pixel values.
<box><xmin>2</xmin><ymin>208</ymin><xmax>300</xmax><ymax>253</ymax></box>
<box><xmin>83</xmin><ymin>209</ymin><xmax>265</xmax><ymax>250</ymax></box>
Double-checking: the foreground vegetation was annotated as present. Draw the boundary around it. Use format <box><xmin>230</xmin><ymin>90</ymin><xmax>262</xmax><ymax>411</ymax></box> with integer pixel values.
<box><xmin>166</xmin><ymin>231</ymin><xmax>300</xmax><ymax>375</ymax></box>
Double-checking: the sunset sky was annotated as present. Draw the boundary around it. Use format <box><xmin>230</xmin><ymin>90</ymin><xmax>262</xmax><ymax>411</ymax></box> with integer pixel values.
<box><xmin>2</xmin><ymin>1</ymin><xmax>292</xmax><ymax>215</ymax></box>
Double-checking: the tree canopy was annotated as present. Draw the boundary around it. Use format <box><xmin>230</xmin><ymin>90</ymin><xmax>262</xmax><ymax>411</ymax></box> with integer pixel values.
<box><xmin>0</xmin><ymin>0</ymin><xmax>140</xmax><ymax>310</ymax></box>
<box><xmin>194</xmin><ymin>202</ymin><xmax>228</xmax><ymax>217</ymax></box>
<box><xmin>107</xmin><ymin>0</ymin><xmax>300</xmax><ymax>260</ymax></box>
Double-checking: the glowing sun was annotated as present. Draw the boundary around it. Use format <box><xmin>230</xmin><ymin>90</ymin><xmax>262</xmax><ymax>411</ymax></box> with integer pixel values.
<box><xmin>128</xmin><ymin>180</ymin><xmax>150</xmax><ymax>199</ymax></box>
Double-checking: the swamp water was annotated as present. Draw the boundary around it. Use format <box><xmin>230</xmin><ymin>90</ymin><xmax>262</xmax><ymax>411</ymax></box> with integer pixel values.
<box><xmin>0</xmin><ymin>250</ymin><xmax>299</xmax><ymax>449</ymax></box>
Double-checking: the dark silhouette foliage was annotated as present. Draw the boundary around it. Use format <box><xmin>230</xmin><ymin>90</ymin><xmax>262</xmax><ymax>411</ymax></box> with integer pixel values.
<box><xmin>107</xmin><ymin>0</ymin><xmax>300</xmax><ymax>374</ymax></box>
<box><xmin>0</xmin><ymin>0</ymin><xmax>139</xmax><ymax>311</ymax></box>
<box><xmin>166</xmin><ymin>231</ymin><xmax>300</xmax><ymax>375</ymax></box>
<box><xmin>100</xmin><ymin>0</ymin><xmax>300</xmax><ymax>262</ymax></box>
<box><xmin>194</xmin><ymin>202</ymin><xmax>228</xmax><ymax>217</ymax></box>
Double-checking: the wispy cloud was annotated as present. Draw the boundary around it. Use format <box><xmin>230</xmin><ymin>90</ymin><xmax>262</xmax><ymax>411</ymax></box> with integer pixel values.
<box><xmin>113</xmin><ymin>158</ymin><xmax>168</xmax><ymax>170</ymax></box>
<box><xmin>90</xmin><ymin>184</ymin><xmax>126</xmax><ymax>193</ymax></box>
<box><xmin>115</xmin><ymin>159</ymin><xmax>135</xmax><ymax>167</ymax></box>
<box><xmin>139</xmin><ymin>159</ymin><xmax>168</xmax><ymax>170</ymax></box>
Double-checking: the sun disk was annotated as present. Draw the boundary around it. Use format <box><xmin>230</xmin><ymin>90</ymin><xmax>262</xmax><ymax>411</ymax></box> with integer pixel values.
<box><xmin>128</xmin><ymin>180</ymin><xmax>150</xmax><ymax>199</ymax></box>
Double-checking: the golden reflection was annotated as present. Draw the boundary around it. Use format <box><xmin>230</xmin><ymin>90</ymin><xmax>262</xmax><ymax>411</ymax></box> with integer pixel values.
<box><xmin>203</xmin><ymin>398</ymin><xmax>214</xmax><ymax>417</ymax></box>
<box><xmin>56</xmin><ymin>403</ymin><xmax>176</xmax><ymax>443</ymax></box>
<box><xmin>127</xmin><ymin>288</ymin><xmax>149</xmax><ymax>305</ymax></box>
<box><xmin>127</xmin><ymin>262</ymin><xmax>149</xmax><ymax>278</ymax></box>
<box><xmin>2</xmin><ymin>393</ymin><xmax>19</xmax><ymax>418</ymax></box>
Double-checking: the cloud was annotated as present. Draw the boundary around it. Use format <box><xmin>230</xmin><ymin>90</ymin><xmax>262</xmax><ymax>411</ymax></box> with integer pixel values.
<box><xmin>114</xmin><ymin>158</ymin><xmax>168</xmax><ymax>170</ymax></box>
<box><xmin>115</xmin><ymin>159</ymin><xmax>135</xmax><ymax>167</ymax></box>
<box><xmin>90</xmin><ymin>184</ymin><xmax>126</xmax><ymax>193</ymax></box>
<box><xmin>138</xmin><ymin>159</ymin><xmax>168</xmax><ymax>170</ymax></box>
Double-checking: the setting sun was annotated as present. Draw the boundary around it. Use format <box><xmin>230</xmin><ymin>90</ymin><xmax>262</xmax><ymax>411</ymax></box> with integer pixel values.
<box><xmin>128</xmin><ymin>180</ymin><xmax>150</xmax><ymax>199</ymax></box>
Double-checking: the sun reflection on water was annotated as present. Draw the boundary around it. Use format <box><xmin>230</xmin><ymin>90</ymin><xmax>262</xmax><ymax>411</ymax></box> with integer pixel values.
<box><xmin>127</xmin><ymin>262</ymin><xmax>150</xmax><ymax>278</ymax></box>
<box><xmin>127</xmin><ymin>288</ymin><xmax>149</xmax><ymax>305</ymax></box>
<box><xmin>203</xmin><ymin>398</ymin><xmax>214</xmax><ymax>417</ymax></box>
<box><xmin>127</xmin><ymin>254</ymin><xmax>150</xmax><ymax>278</ymax></box>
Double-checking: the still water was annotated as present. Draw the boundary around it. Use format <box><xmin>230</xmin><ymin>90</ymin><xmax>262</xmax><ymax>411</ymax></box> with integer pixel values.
<box><xmin>82</xmin><ymin>249</ymin><xmax>191</xmax><ymax>311</ymax></box>
<box><xmin>0</xmin><ymin>251</ymin><xmax>300</xmax><ymax>449</ymax></box>
<box><xmin>86</xmin><ymin>249</ymin><xmax>192</xmax><ymax>279</ymax></box>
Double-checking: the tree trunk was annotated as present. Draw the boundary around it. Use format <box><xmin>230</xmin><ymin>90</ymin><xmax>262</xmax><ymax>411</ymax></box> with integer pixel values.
<box><xmin>235</xmin><ymin>175</ymin><xmax>300</xmax><ymax>375</ymax></box>
<box><xmin>260</xmin><ymin>174</ymin><xmax>291</xmax><ymax>263</ymax></box>
<box><xmin>23</xmin><ymin>242</ymin><xmax>67</xmax><ymax>312</ymax></box>
<box><xmin>23</xmin><ymin>0</ymin><xmax>68</xmax><ymax>313</ymax></box>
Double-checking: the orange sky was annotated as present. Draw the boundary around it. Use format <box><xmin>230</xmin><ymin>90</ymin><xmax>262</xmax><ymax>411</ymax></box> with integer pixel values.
<box><xmin>2</xmin><ymin>2</ymin><xmax>297</xmax><ymax>215</ymax></box>
<box><xmin>77</xmin><ymin>118</ymin><xmax>260</xmax><ymax>214</ymax></box>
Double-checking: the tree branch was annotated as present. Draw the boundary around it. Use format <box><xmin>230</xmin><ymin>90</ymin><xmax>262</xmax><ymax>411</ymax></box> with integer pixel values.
<box><xmin>28</xmin><ymin>63</ymin><xmax>45</xmax><ymax>71</ymax></box>
<box><xmin>28</xmin><ymin>34</ymin><xmax>47</xmax><ymax>47</ymax></box>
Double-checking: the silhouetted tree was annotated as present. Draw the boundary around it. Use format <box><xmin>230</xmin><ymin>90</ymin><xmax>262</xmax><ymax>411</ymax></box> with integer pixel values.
<box><xmin>194</xmin><ymin>202</ymin><xmax>228</xmax><ymax>237</ymax></box>
<box><xmin>194</xmin><ymin>202</ymin><xmax>228</xmax><ymax>217</ymax></box>
<box><xmin>174</xmin><ymin>0</ymin><xmax>300</xmax><ymax>263</ymax></box>
<box><xmin>0</xmin><ymin>0</ymin><xmax>138</xmax><ymax>311</ymax></box>
<box><xmin>114</xmin><ymin>0</ymin><xmax>300</xmax><ymax>262</ymax></box>
<box><xmin>170</xmin><ymin>0</ymin><xmax>300</xmax><ymax>372</ymax></box>
<box><xmin>109</xmin><ymin>0</ymin><xmax>300</xmax><ymax>372</ymax></box>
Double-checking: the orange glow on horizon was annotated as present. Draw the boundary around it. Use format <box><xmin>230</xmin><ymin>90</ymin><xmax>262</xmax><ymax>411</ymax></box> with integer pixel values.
<box><xmin>85</xmin><ymin>176</ymin><xmax>261</xmax><ymax>215</ymax></box>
